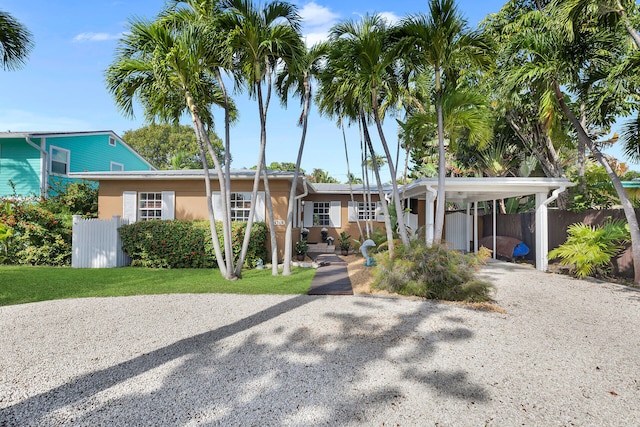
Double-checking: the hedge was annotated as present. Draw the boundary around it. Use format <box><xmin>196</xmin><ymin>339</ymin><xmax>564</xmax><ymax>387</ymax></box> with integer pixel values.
<box><xmin>119</xmin><ymin>220</ymin><xmax>268</xmax><ymax>269</ymax></box>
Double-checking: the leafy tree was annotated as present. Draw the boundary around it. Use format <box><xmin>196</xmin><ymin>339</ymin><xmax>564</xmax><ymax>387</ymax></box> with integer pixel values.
<box><xmin>123</xmin><ymin>123</ymin><xmax>224</xmax><ymax>170</ymax></box>
<box><xmin>346</xmin><ymin>173</ymin><xmax>362</xmax><ymax>184</ymax></box>
<box><xmin>307</xmin><ymin>168</ymin><xmax>339</xmax><ymax>183</ymax></box>
<box><xmin>0</xmin><ymin>10</ymin><xmax>33</xmax><ymax>71</ymax></box>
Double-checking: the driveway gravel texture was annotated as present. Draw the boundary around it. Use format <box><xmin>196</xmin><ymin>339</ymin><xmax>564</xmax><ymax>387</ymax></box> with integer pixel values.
<box><xmin>1</xmin><ymin>261</ymin><xmax>639</xmax><ymax>426</ymax></box>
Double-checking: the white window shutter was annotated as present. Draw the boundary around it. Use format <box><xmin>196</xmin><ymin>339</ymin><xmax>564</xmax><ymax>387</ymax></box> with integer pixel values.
<box><xmin>161</xmin><ymin>191</ymin><xmax>175</xmax><ymax>220</ymax></box>
<box><xmin>254</xmin><ymin>192</ymin><xmax>266</xmax><ymax>222</ymax></box>
<box><xmin>212</xmin><ymin>192</ymin><xmax>223</xmax><ymax>221</ymax></box>
<box><xmin>122</xmin><ymin>191</ymin><xmax>137</xmax><ymax>223</ymax></box>
<box><xmin>376</xmin><ymin>201</ymin><xmax>385</xmax><ymax>222</ymax></box>
<box><xmin>329</xmin><ymin>201</ymin><xmax>341</xmax><ymax>228</ymax></box>
<box><xmin>303</xmin><ymin>201</ymin><xmax>313</xmax><ymax>227</ymax></box>
<box><xmin>347</xmin><ymin>201</ymin><xmax>358</xmax><ymax>222</ymax></box>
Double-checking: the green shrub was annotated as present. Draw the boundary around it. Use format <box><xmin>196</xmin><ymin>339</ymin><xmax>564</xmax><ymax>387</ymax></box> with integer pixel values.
<box><xmin>548</xmin><ymin>219</ymin><xmax>630</xmax><ymax>278</ymax></box>
<box><xmin>119</xmin><ymin>220</ymin><xmax>268</xmax><ymax>269</ymax></box>
<box><xmin>372</xmin><ymin>242</ymin><xmax>494</xmax><ymax>302</ymax></box>
<box><xmin>1</xmin><ymin>201</ymin><xmax>72</xmax><ymax>266</ymax></box>
<box><xmin>44</xmin><ymin>179</ymin><xmax>98</xmax><ymax>216</ymax></box>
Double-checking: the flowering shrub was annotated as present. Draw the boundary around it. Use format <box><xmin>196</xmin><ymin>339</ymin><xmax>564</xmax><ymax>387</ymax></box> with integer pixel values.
<box><xmin>1</xmin><ymin>200</ymin><xmax>72</xmax><ymax>266</ymax></box>
<box><xmin>119</xmin><ymin>220</ymin><xmax>268</xmax><ymax>269</ymax></box>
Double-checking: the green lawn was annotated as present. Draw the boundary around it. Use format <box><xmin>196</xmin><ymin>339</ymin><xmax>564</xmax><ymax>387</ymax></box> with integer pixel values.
<box><xmin>0</xmin><ymin>266</ymin><xmax>316</xmax><ymax>306</ymax></box>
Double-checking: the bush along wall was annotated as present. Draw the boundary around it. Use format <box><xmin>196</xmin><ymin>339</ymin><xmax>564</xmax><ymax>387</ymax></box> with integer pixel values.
<box><xmin>119</xmin><ymin>220</ymin><xmax>268</xmax><ymax>269</ymax></box>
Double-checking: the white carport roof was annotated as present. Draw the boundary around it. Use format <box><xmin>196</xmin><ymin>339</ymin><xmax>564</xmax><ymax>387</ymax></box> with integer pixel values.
<box><xmin>401</xmin><ymin>177</ymin><xmax>574</xmax><ymax>273</ymax></box>
<box><xmin>401</xmin><ymin>177</ymin><xmax>573</xmax><ymax>203</ymax></box>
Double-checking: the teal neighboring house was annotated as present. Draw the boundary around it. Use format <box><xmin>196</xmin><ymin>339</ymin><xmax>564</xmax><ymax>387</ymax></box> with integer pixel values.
<box><xmin>0</xmin><ymin>131</ymin><xmax>154</xmax><ymax>197</ymax></box>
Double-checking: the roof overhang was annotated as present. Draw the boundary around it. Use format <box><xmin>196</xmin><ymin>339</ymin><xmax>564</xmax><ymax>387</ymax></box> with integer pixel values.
<box><xmin>402</xmin><ymin>177</ymin><xmax>574</xmax><ymax>203</ymax></box>
<box><xmin>69</xmin><ymin>169</ymin><xmax>301</xmax><ymax>182</ymax></box>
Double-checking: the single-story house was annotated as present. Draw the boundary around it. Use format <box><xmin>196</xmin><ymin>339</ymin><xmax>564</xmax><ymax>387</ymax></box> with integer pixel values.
<box><xmin>71</xmin><ymin>169</ymin><xmax>572</xmax><ymax>271</ymax></box>
<box><xmin>0</xmin><ymin>131</ymin><xmax>155</xmax><ymax>198</ymax></box>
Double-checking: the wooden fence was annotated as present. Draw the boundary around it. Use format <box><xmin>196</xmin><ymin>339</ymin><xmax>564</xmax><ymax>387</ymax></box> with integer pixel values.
<box><xmin>71</xmin><ymin>215</ymin><xmax>130</xmax><ymax>268</ymax></box>
<box><xmin>482</xmin><ymin>208</ymin><xmax>640</xmax><ymax>278</ymax></box>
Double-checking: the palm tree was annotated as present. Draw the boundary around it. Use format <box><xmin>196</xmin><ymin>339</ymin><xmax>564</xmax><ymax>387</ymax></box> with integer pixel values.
<box><xmin>0</xmin><ymin>10</ymin><xmax>33</xmax><ymax>71</ymax></box>
<box><xmin>498</xmin><ymin>1</ymin><xmax>640</xmax><ymax>283</ymax></box>
<box><xmin>397</xmin><ymin>0</ymin><xmax>493</xmax><ymax>244</ymax></box>
<box><xmin>276</xmin><ymin>42</ymin><xmax>327</xmax><ymax>276</ymax></box>
<box><xmin>223</xmin><ymin>0</ymin><xmax>303</xmax><ymax>276</ymax></box>
<box><xmin>328</xmin><ymin>14</ymin><xmax>411</xmax><ymax>250</ymax></box>
<box><xmin>106</xmin><ymin>18</ymin><xmax>239</xmax><ymax>280</ymax></box>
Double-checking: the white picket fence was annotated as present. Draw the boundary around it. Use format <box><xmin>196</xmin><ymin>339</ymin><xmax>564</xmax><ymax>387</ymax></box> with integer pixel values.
<box><xmin>72</xmin><ymin>215</ymin><xmax>131</xmax><ymax>268</ymax></box>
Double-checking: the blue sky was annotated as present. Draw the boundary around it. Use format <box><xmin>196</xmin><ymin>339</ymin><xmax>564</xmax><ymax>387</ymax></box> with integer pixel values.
<box><xmin>0</xmin><ymin>0</ymin><xmax>634</xmax><ymax>180</ymax></box>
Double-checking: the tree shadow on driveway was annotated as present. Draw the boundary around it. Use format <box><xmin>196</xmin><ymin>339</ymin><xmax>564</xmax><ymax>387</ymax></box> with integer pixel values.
<box><xmin>1</xmin><ymin>295</ymin><xmax>487</xmax><ymax>425</ymax></box>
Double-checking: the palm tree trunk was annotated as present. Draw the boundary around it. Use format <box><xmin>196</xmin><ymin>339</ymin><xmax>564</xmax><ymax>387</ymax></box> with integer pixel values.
<box><xmin>554</xmin><ymin>82</ymin><xmax>640</xmax><ymax>284</ymax></box>
<box><xmin>186</xmin><ymin>90</ymin><xmax>236</xmax><ymax>279</ymax></box>
<box><xmin>261</xmin><ymin>153</ymin><xmax>279</xmax><ymax>275</ymax></box>
<box><xmin>342</xmin><ymin>118</ymin><xmax>364</xmax><ymax>242</ymax></box>
<box><xmin>283</xmin><ymin>76</ymin><xmax>310</xmax><ymax>276</ymax></box>
<box><xmin>362</xmin><ymin>114</ymin><xmax>394</xmax><ymax>257</ymax></box>
<box><xmin>235</xmin><ymin>81</ymin><xmax>268</xmax><ymax>277</ymax></box>
<box><xmin>434</xmin><ymin>94</ymin><xmax>446</xmax><ymax>243</ymax></box>
<box><xmin>215</xmin><ymin>68</ymin><xmax>236</xmax><ymax>276</ymax></box>
<box><xmin>371</xmin><ymin>94</ymin><xmax>410</xmax><ymax>247</ymax></box>
<box><xmin>360</xmin><ymin>117</ymin><xmax>372</xmax><ymax>238</ymax></box>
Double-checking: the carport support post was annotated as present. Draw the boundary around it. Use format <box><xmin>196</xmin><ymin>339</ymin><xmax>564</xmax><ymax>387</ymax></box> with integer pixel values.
<box><xmin>473</xmin><ymin>202</ymin><xmax>478</xmax><ymax>253</ymax></box>
<box><xmin>425</xmin><ymin>187</ymin><xmax>436</xmax><ymax>246</ymax></box>
<box><xmin>535</xmin><ymin>192</ymin><xmax>548</xmax><ymax>272</ymax></box>
<box><xmin>492</xmin><ymin>200</ymin><xmax>497</xmax><ymax>260</ymax></box>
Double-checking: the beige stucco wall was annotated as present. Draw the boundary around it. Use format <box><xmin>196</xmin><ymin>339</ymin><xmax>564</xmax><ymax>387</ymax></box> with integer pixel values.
<box><xmin>98</xmin><ymin>179</ymin><xmax>293</xmax><ymax>260</ymax></box>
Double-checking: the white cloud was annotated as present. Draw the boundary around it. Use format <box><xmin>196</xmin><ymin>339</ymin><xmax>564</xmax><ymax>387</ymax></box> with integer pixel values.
<box><xmin>0</xmin><ymin>109</ymin><xmax>92</xmax><ymax>132</ymax></box>
<box><xmin>72</xmin><ymin>32</ymin><xmax>123</xmax><ymax>43</ymax></box>
<box><xmin>350</xmin><ymin>11</ymin><xmax>402</xmax><ymax>26</ymax></box>
<box><xmin>379</xmin><ymin>11</ymin><xmax>401</xmax><ymax>25</ymax></box>
<box><xmin>299</xmin><ymin>2</ymin><xmax>340</xmax><ymax>47</ymax></box>
<box><xmin>300</xmin><ymin>2</ymin><xmax>340</xmax><ymax>28</ymax></box>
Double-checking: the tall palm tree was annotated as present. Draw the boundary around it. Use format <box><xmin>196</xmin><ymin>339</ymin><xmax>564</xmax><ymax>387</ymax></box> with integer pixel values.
<box><xmin>276</xmin><ymin>42</ymin><xmax>327</xmax><ymax>276</ymax></box>
<box><xmin>328</xmin><ymin>14</ymin><xmax>411</xmax><ymax>250</ymax></box>
<box><xmin>106</xmin><ymin>18</ymin><xmax>239</xmax><ymax>280</ymax></box>
<box><xmin>397</xmin><ymin>0</ymin><xmax>493</xmax><ymax>244</ymax></box>
<box><xmin>167</xmin><ymin>0</ymin><xmax>240</xmax><ymax>277</ymax></box>
<box><xmin>223</xmin><ymin>0</ymin><xmax>303</xmax><ymax>276</ymax></box>
<box><xmin>0</xmin><ymin>10</ymin><xmax>33</xmax><ymax>71</ymax></box>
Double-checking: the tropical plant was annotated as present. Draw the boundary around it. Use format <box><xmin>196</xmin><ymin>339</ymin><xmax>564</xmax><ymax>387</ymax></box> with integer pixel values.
<box><xmin>105</xmin><ymin>11</ymin><xmax>239</xmax><ymax>279</ymax></box>
<box><xmin>373</xmin><ymin>241</ymin><xmax>494</xmax><ymax>302</ymax></box>
<box><xmin>549</xmin><ymin>219</ymin><xmax>630</xmax><ymax>278</ymax></box>
<box><xmin>338</xmin><ymin>231</ymin><xmax>352</xmax><ymax>251</ymax></box>
<box><xmin>294</xmin><ymin>239</ymin><xmax>308</xmax><ymax>255</ymax></box>
<box><xmin>223</xmin><ymin>0</ymin><xmax>304</xmax><ymax>276</ymax></box>
<box><xmin>397</xmin><ymin>0</ymin><xmax>493</xmax><ymax>244</ymax></box>
<box><xmin>0</xmin><ymin>10</ymin><xmax>33</xmax><ymax>71</ymax></box>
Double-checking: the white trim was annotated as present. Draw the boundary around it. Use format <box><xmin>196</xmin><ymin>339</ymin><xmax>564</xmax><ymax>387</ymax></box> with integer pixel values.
<box><xmin>122</xmin><ymin>191</ymin><xmax>137</xmax><ymax>223</ymax></box>
<box><xmin>49</xmin><ymin>145</ymin><xmax>70</xmax><ymax>176</ymax></box>
<box><xmin>110</xmin><ymin>161</ymin><xmax>124</xmax><ymax>171</ymax></box>
<box><xmin>161</xmin><ymin>191</ymin><xmax>175</xmax><ymax>220</ymax></box>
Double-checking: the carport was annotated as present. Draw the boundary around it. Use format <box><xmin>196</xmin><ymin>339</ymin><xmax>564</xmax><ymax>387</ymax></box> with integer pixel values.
<box><xmin>401</xmin><ymin>177</ymin><xmax>574</xmax><ymax>271</ymax></box>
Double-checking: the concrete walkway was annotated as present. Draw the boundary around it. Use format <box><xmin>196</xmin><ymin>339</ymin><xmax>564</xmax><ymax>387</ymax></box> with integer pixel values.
<box><xmin>307</xmin><ymin>254</ymin><xmax>353</xmax><ymax>295</ymax></box>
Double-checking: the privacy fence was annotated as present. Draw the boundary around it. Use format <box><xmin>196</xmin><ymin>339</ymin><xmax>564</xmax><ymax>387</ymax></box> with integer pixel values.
<box><xmin>71</xmin><ymin>215</ymin><xmax>130</xmax><ymax>268</ymax></box>
<box><xmin>482</xmin><ymin>208</ymin><xmax>640</xmax><ymax>278</ymax></box>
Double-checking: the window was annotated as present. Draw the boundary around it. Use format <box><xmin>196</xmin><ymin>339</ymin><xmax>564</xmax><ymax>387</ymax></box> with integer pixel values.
<box><xmin>230</xmin><ymin>192</ymin><xmax>252</xmax><ymax>221</ymax></box>
<box><xmin>109</xmin><ymin>137</ymin><xmax>116</xmax><ymax>146</ymax></box>
<box><xmin>313</xmin><ymin>202</ymin><xmax>330</xmax><ymax>226</ymax></box>
<box><xmin>357</xmin><ymin>202</ymin><xmax>377</xmax><ymax>221</ymax></box>
<box><xmin>110</xmin><ymin>162</ymin><xmax>124</xmax><ymax>171</ymax></box>
<box><xmin>138</xmin><ymin>192</ymin><xmax>163</xmax><ymax>221</ymax></box>
<box><xmin>303</xmin><ymin>201</ymin><xmax>341</xmax><ymax>228</ymax></box>
<box><xmin>50</xmin><ymin>146</ymin><xmax>70</xmax><ymax>175</ymax></box>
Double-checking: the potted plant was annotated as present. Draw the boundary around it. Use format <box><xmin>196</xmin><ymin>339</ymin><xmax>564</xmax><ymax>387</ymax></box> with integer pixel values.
<box><xmin>295</xmin><ymin>240</ymin><xmax>308</xmax><ymax>261</ymax></box>
<box><xmin>320</xmin><ymin>227</ymin><xmax>328</xmax><ymax>242</ymax></box>
<box><xmin>339</xmin><ymin>231</ymin><xmax>351</xmax><ymax>256</ymax></box>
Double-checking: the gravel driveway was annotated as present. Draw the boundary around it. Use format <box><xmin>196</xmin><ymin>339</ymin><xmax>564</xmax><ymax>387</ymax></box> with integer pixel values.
<box><xmin>1</xmin><ymin>261</ymin><xmax>639</xmax><ymax>426</ymax></box>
